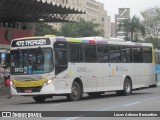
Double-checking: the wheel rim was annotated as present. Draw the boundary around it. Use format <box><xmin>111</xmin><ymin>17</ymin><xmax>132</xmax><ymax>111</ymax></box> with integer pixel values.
<box><xmin>72</xmin><ymin>85</ymin><xmax>79</xmax><ymax>97</ymax></box>
<box><xmin>125</xmin><ymin>81</ymin><xmax>131</xmax><ymax>93</ymax></box>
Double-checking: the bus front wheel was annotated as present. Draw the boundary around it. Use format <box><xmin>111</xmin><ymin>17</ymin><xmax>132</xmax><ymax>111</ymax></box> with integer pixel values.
<box><xmin>67</xmin><ymin>81</ymin><xmax>82</xmax><ymax>101</ymax></box>
<box><xmin>33</xmin><ymin>96</ymin><xmax>46</xmax><ymax>103</ymax></box>
<box><xmin>116</xmin><ymin>78</ymin><xmax>132</xmax><ymax>96</ymax></box>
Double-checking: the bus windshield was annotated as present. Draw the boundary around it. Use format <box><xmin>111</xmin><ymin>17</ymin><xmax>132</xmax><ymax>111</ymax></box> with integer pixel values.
<box><xmin>10</xmin><ymin>48</ymin><xmax>53</xmax><ymax>75</ymax></box>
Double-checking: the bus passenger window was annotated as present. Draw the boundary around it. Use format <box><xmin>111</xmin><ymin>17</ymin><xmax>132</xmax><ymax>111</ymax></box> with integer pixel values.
<box><xmin>121</xmin><ymin>47</ymin><xmax>131</xmax><ymax>63</ymax></box>
<box><xmin>97</xmin><ymin>45</ymin><xmax>109</xmax><ymax>62</ymax></box>
<box><xmin>110</xmin><ymin>46</ymin><xmax>121</xmax><ymax>63</ymax></box>
<box><xmin>69</xmin><ymin>44</ymin><xmax>83</xmax><ymax>62</ymax></box>
<box><xmin>132</xmin><ymin>47</ymin><xmax>142</xmax><ymax>63</ymax></box>
<box><xmin>84</xmin><ymin>45</ymin><xmax>97</xmax><ymax>62</ymax></box>
<box><xmin>142</xmin><ymin>47</ymin><xmax>152</xmax><ymax>63</ymax></box>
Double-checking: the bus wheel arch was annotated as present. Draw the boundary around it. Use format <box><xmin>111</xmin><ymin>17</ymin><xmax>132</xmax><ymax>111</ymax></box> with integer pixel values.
<box><xmin>67</xmin><ymin>78</ymin><xmax>83</xmax><ymax>101</ymax></box>
<box><xmin>117</xmin><ymin>76</ymin><xmax>132</xmax><ymax>96</ymax></box>
<box><xmin>74</xmin><ymin>78</ymin><xmax>84</xmax><ymax>93</ymax></box>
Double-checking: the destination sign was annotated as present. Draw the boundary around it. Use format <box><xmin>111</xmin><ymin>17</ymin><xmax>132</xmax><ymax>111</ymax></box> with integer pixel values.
<box><xmin>11</xmin><ymin>38</ymin><xmax>51</xmax><ymax>47</ymax></box>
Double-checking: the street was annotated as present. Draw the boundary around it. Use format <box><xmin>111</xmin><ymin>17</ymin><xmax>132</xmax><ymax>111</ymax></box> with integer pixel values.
<box><xmin>0</xmin><ymin>86</ymin><xmax>160</xmax><ymax>120</ymax></box>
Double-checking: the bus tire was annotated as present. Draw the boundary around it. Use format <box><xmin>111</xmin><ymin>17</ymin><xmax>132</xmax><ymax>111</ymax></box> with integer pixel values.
<box><xmin>67</xmin><ymin>81</ymin><xmax>82</xmax><ymax>101</ymax></box>
<box><xmin>116</xmin><ymin>78</ymin><xmax>132</xmax><ymax>96</ymax></box>
<box><xmin>33</xmin><ymin>96</ymin><xmax>46</xmax><ymax>103</ymax></box>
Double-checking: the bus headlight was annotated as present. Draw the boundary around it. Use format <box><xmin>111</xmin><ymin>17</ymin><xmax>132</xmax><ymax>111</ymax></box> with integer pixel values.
<box><xmin>10</xmin><ymin>81</ymin><xmax>16</xmax><ymax>89</ymax></box>
<box><xmin>43</xmin><ymin>79</ymin><xmax>54</xmax><ymax>86</ymax></box>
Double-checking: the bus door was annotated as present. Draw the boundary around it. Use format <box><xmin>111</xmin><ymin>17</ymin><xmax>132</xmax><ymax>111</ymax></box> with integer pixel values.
<box><xmin>97</xmin><ymin>45</ymin><xmax>110</xmax><ymax>91</ymax></box>
<box><xmin>132</xmin><ymin>47</ymin><xmax>143</xmax><ymax>86</ymax></box>
<box><xmin>68</xmin><ymin>43</ymin><xmax>86</xmax><ymax>91</ymax></box>
<box><xmin>108</xmin><ymin>46</ymin><xmax>122</xmax><ymax>90</ymax></box>
<box><xmin>54</xmin><ymin>42</ymin><xmax>68</xmax><ymax>93</ymax></box>
<box><xmin>84</xmin><ymin>45</ymin><xmax>98</xmax><ymax>92</ymax></box>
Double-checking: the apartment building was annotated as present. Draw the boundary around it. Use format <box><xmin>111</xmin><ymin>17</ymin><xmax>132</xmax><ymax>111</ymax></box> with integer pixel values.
<box><xmin>111</xmin><ymin>22</ymin><xmax>116</xmax><ymax>37</ymax></box>
<box><xmin>49</xmin><ymin>0</ymin><xmax>111</xmax><ymax>38</ymax></box>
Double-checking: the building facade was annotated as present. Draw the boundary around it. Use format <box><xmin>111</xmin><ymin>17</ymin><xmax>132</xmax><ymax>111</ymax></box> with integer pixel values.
<box><xmin>83</xmin><ymin>0</ymin><xmax>111</xmax><ymax>38</ymax></box>
<box><xmin>111</xmin><ymin>22</ymin><xmax>116</xmax><ymax>38</ymax></box>
<box><xmin>49</xmin><ymin>0</ymin><xmax>111</xmax><ymax>38</ymax></box>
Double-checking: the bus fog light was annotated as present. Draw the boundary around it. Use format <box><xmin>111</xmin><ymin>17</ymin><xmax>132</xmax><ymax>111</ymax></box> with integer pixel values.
<box><xmin>43</xmin><ymin>79</ymin><xmax>54</xmax><ymax>86</ymax></box>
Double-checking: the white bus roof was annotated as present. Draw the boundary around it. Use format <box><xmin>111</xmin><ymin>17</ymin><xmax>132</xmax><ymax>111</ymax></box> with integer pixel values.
<box><xmin>12</xmin><ymin>35</ymin><xmax>153</xmax><ymax>47</ymax></box>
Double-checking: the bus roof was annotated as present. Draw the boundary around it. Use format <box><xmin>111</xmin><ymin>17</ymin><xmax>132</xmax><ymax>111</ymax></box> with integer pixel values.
<box><xmin>14</xmin><ymin>35</ymin><xmax>56</xmax><ymax>41</ymax></box>
<box><xmin>12</xmin><ymin>35</ymin><xmax>153</xmax><ymax>47</ymax></box>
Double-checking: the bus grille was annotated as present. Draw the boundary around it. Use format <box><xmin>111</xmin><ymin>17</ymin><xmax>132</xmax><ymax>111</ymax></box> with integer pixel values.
<box><xmin>16</xmin><ymin>86</ymin><xmax>42</xmax><ymax>93</ymax></box>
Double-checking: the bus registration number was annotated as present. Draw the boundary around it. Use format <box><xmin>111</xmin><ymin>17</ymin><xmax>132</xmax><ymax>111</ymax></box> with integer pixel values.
<box><xmin>24</xmin><ymin>89</ymin><xmax>32</xmax><ymax>93</ymax></box>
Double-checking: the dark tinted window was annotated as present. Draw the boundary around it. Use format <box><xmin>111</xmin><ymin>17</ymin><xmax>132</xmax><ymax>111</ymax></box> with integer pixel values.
<box><xmin>84</xmin><ymin>45</ymin><xmax>97</xmax><ymax>62</ymax></box>
<box><xmin>110</xmin><ymin>46</ymin><xmax>121</xmax><ymax>62</ymax></box>
<box><xmin>132</xmin><ymin>47</ymin><xmax>142</xmax><ymax>63</ymax></box>
<box><xmin>55</xmin><ymin>49</ymin><xmax>67</xmax><ymax>66</ymax></box>
<box><xmin>142</xmin><ymin>47</ymin><xmax>152</xmax><ymax>63</ymax></box>
<box><xmin>97</xmin><ymin>45</ymin><xmax>109</xmax><ymax>62</ymax></box>
<box><xmin>54</xmin><ymin>42</ymin><xmax>68</xmax><ymax>75</ymax></box>
<box><xmin>121</xmin><ymin>46</ymin><xmax>132</xmax><ymax>62</ymax></box>
<box><xmin>54</xmin><ymin>42</ymin><xmax>67</xmax><ymax>49</ymax></box>
<box><xmin>55</xmin><ymin>49</ymin><xmax>68</xmax><ymax>75</ymax></box>
<box><xmin>69</xmin><ymin>44</ymin><xmax>83</xmax><ymax>62</ymax></box>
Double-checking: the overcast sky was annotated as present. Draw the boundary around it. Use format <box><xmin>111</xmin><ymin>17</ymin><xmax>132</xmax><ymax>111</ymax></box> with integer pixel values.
<box><xmin>96</xmin><ymin>0</ymin><xmax>160</xmax><ymax>22</ymax></box>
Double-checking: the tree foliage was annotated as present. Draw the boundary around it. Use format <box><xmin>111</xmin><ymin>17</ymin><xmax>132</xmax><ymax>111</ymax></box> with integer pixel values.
<box><xmin>35</xmin><ymin>23</ymin><xmax>60</xmax><ymax>36</ymax></box>
<box><xmin>141</xmin><ymin>6</ymin><xmax>160</xmax><ymax>48</ymax></box>
<box><xmin>34</xmin><ymin>19</ymin><xmax>103</xmax><ymax>38</ymax></box>
<box><xmin>60</xmin><ymin>18</ymin><xmax>103</xmax><ymax>37</ymax></box>
<box><xmin>118</xmin><ymin>15</ymin><xmax>145</xmax><ymax>42</ymax></box>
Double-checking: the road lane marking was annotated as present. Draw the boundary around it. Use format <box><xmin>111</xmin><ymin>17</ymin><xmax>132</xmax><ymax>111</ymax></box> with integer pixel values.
<box><xmin>124</xmin><ymin>102</ymin><xmax>141</xmax><ymax>107</ymax></box>
<box><xmin>64</xmin><ymin>117</ymin><xmax>80</xmax><ymax>120</ymax></box>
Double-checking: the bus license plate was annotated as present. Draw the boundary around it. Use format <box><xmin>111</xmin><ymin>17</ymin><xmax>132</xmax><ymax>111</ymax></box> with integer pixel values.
<box><xmin>24</xmin><ymin>89</ymin><xmax>32</xmax><ymax>93</ymax></box>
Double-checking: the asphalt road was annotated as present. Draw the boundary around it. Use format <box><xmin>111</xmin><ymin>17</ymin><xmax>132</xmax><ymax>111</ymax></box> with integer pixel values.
<box><xmin>0</xmin><ymin>86</ymin><xmax>160</xmax><ymax>120</ymax></box>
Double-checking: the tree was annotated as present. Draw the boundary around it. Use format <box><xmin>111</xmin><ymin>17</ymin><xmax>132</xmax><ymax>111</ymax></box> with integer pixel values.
<box><xmin>60</xmin><ymin>22</ymin><xmax>78</xmax><ymax>37</ymax></box>
<box><xmin>76</xmin><ymin>19</ymin><xmax>103</xmax><ymax>37</ymax></box>
<box><xmin>60</xmin><ymin>18</ymin><xmax>103</xmax><ymax>37</ymax></box>
<box><xmin>141</xmin><ymin>6</ymin><xmax>160</xmax><ymax>48</ymax></box>
<box><xmin>35</xmin><ymin>23</ymin><xmax>60</xmax><ymax>36</ymax></box>
<box><xmin>118</xmin><ymin>15</ymin><xmax>145</xmax><ymax>42</ymax></box>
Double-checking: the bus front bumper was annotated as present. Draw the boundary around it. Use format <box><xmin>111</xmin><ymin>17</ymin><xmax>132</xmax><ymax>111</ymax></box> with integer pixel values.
<box><xmin>10</xmin><ymin>83</ymin><xmax>56</xmax><ymax>96</ymax></box>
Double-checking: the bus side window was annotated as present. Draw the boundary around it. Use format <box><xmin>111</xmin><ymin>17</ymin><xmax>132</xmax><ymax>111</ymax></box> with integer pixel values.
<box><xmin>121</xmin><ymin>46</ymin><xmax>131</xmax><ymax>63</ymax></box>
<box><xmin>84</xmin><ymin>45</ymin><xmax>97</xmax><ymax>62</ymax></box>
<box><xmin>110</xmin><ymin>46</ymin><xmax>121</xmax><ymax>63</ymax></box>
<box><xmin>142</xmin><ymin>47</ymin><xmax>152</xmax><ymax>63</ymax></box>
<box><xmin>69</xmin><ymin>44</ymin><xmax>83</xmax><ymax>62</ymax></box>
<box><xmin>132</xmin><ymin>47</ymin><xmax>142</xmax><ymax>63</ymax></box>
<box><xmin>97</xmin><ymin>45</ymin><xmax>109</xmax><ymax>62</ymax></box>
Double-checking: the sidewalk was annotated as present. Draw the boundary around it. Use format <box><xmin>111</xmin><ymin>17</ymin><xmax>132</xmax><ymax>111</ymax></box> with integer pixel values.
<box><xmin>157</xmin><ymin>82</ymin><xmax>160</xmax><ymax>87</ymax></box>
<box><xmin>0</xmin><ymin>87</ymin><xmax>9</xmax><ymax>96</ymax></box>
<box><xmin>0</xmin><ymin>87</ymin><xmax>33</xmax><ymax>105</ymax></box>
